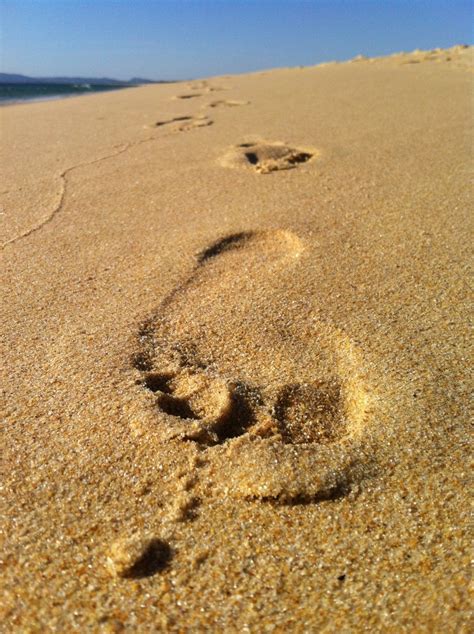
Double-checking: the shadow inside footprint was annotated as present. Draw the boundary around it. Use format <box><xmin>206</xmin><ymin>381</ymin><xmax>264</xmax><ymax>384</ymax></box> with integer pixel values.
<box><xmin>143</xmin><ymin>372</ymin><xmax>173</xmax><ymax>393</ymax></box>
<box><xmin>126</xmin><ymin>540</ymin><xmax>172</xmax><ymax>578</ymax></box>
<box><xmin>174</xmin><ymin>93</ymin><xmax>202</xmax><ymax>99</ymax></box>
<box><xmin>208</xmin><ymin>99</ymin><xmax>249</xmax><ymax>108</ymax></box>
<box><xmin>213</xmin><ymin>382</ymin><xmax>262</xmax><ymax>442</ymax></box>
<box><xmin>108</xmin><ymin>536</ymin><xmax>173</xmax><ymax>579</ymax></box>
<box><xmin>141</xmin><ymin>368</ymin><xmax>259</xmax><ymax>445</ymax></box>
<box><xmin>155</xmin><ymin>116</ymin><xmax>192</xmax><ymax>127</ymax></box>
<box><xmin>196</xmin><ymin>232</ymin><xmax>253</xmax><ymax>263</ymax></box>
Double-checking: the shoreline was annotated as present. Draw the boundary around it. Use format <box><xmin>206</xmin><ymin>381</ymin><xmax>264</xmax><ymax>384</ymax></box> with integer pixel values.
<box><xmin>0</xmin><ymin>84</ymin><xmax>135</xmax><ymax>107</ymax></box>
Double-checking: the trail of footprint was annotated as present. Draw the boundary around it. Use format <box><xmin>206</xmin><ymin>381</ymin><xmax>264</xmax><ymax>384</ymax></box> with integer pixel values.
<box><xmin>173</xmin><ymin>93</ymin><xmax>203</xmax><ymax>100</ymax></box>
<box><xmin>155</xmin><ymin>115</ymin><xmax>194</xmax><ymax>127</ymax></box>
<box><xmin>221</xmin><ymin>141</ymin><xmax>316</xmax><ymax>174</ymax></box>
<box><xmin>130</xmin><ymin>230</ymin><xmax>373</xmax><ymax>503</ymax></box>
<box><xmin>208</xmin><ymin>99</ymin><xmax>249</xmax><ymax>108</ymax></box>
<box><xmin>186</xmin><ymin>81</ymin><xmax>227</xmax><ymax>93</ymax></box>
<box><xmin>187</xmin><ymin>82</ymin><xmax>208</xmax><ymax>91</ymax></box>
<box><xmin>153</xmin><ymin>115</ymin><xmax>213</xmax><ymax>132</ymax></box>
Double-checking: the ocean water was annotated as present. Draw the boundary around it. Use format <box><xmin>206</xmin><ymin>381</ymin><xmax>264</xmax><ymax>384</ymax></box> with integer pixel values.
<box><xmin>0</xmin><ymin>83</ymin><xmax>129</xmax><ymax>105</ymax></box>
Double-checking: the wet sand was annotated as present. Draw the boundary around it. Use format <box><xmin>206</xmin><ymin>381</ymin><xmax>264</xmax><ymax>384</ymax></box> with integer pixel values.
<box><xmin>1</xmin><ymin>46</ymin><xmax>472</xmax><ymax>631</ymax></box>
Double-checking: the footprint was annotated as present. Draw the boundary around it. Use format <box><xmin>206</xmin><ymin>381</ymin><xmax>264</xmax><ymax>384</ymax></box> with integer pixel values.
<box><xmin>177</xmin><ymin>116</ymin><xmax>213</xmax><ymax>131</ymax></box>
<box><xmin>203</xmin><ymin>86</ymin><xmax>227</xmax><ymax>93</ymax></box>
<box><xmin>221</xmin><ymin>141</ymin><xmax>316</xmax><ymax>174</ymax></box>
<box><xmin>153</xmin><ymin>115</ymin><xmax>213</xmax><ymax>132</ymax></box>
<box><xmin>131</xmin><ymin>230</ymin><xmax>373</xmax><ymax>503</ymax></box>
<box><xmin>155</xmin><ymin>115</ymin><xmax>193</xmax><ymax>127</ymax></box>
<box><xmin>107</xmin><ymin>534</ymin><xmax>172</xmax><ymax>578</ymax></box>
<box><xmin>173</xmin><ymin>93</ymin><xmax>203</xmax><ymax>100</ymax></box>
<box><xmin>186</xmin><ymin>81</ymin><xmax>227</xmax><ymax>93</ymax></box>
<box><xmin>208</xmin><ymin>99</ymin><xmax>249</xmax><ymax>108</ymax></box>
<box><xmin>188</xmin><ymin>81</ymin><xmax>208</xmax><ymax>90</ymax></box>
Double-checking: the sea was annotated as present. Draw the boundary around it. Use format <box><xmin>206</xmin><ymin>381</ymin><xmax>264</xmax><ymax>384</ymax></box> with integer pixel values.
<box><xmin>0</xmin><ymin>83</ymin><xmax>130</xmax><ymax>105</ymax></box>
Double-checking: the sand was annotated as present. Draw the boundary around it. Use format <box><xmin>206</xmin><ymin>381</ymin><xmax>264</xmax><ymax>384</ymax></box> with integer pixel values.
<box><xmin>1</xmin><ymin>45</ymin><xmax>472</xmax><ymax>631</ymax></box>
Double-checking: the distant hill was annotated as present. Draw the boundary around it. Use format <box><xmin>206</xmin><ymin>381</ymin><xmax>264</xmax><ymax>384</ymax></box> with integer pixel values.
<box><xmin>0</xmin><ymin>73</ymin><xmax>173</xmax><ymax>85</ymax></box>
<box><xmin>128</xmin><ymin>77</ymin><xmax>162</xmax><ymax>85</ymax></box>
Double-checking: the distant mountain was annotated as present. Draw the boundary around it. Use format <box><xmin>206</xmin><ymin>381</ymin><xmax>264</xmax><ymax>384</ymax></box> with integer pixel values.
<box><xmin>0</xmin><ymin>73</ymin><xmax>172</xmax><ymax>85</ymax></box>
<box><xmin>128</xmin><ymin>77</ymin><xmax>161</xmax><ymax>84</ymax></box>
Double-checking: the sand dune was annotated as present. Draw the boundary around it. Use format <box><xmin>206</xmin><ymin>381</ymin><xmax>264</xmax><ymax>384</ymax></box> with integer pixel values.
<box><xmin>1</xmin><ymin>46</ymin><xmax>472</xmax><ymax>631</ymax></box>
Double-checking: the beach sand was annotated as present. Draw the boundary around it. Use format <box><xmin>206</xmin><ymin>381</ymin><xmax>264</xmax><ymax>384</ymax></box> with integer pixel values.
<box><xmin>1</xmin><ymin>45</ymin><xmax>472</xmax><ymax>631</ymax></box>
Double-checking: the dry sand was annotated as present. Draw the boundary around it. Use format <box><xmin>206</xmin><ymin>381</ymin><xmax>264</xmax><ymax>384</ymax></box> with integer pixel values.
<box><xmin>1</xmin><ymin>45</ymin><xmax>472</xmax><ymax>631</ymax></box>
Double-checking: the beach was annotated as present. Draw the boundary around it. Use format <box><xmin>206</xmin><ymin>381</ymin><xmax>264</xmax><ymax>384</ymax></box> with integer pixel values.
<box><xmin>1</xmin><ymin>46</ymin><xmax>472</xmax><ymax>631</ymax></box>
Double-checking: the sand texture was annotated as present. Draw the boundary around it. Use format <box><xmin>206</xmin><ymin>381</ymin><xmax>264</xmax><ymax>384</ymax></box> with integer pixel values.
<box><xmin>1</xmin><ymin>46</ymin><xmax>473</xmax><ymax>631</ymax></box>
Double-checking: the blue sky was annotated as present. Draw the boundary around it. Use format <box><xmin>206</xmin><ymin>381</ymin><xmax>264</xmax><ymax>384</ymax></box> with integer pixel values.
<box><xmin>1</xmin><ymin>1</ymin><xmax>472</xmax><ymax>80</ymax></box>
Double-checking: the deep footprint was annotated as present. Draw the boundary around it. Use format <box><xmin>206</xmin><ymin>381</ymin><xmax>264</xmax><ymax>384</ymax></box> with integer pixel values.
<box><xmin>221</xmin><ymin>141</ymin><xmax>315</xmax><ymax>173</ymax></box>
<box><xmin>131</xmin><ymin>230</ymin><xmax>372</xmax><ymax>502</ymax></box>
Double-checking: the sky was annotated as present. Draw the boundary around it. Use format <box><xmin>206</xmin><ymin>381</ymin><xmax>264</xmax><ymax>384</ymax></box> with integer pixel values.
<box><xmin>0</xmin><ymin>0</ymin><xmax>472</xmax><ymax>80</ymax></box>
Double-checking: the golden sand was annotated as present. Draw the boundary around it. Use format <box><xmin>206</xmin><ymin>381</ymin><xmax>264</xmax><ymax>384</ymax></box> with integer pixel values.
<box><xmin>1</xmin><ymin>46</ymin><xmax>472</xmax><ymax>631</ymax></box>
